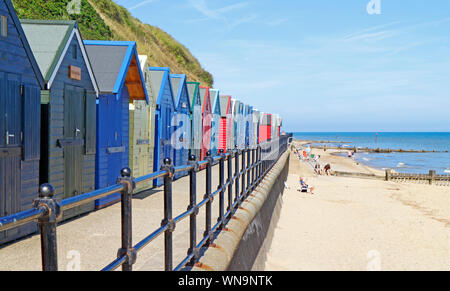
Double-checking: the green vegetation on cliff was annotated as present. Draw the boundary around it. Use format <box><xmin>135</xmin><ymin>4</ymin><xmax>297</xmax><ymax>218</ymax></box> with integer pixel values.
<box><xmin>12</xmin><ymin>0</ymin><xmax>213</xmax><ymax>86</ymax></box>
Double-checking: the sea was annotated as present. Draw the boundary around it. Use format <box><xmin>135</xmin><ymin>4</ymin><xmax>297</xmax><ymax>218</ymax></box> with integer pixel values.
<box><xmin>292</xmin><ymin>132</ymin><xmax>450</xmax><ymax>175</ymax></box>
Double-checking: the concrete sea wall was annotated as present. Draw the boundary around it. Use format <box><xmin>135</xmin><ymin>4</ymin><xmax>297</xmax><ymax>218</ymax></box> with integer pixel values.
<box><xmin>192</xmin><ymin>149</ymin><xmax>290</xmax><ymax>271</ymax></box>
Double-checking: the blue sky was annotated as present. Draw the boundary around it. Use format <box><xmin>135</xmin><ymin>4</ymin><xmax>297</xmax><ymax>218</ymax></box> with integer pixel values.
<box><xmin>114</xmin><ymin>0</ymin><xmax>450</xmax><ymax>132</ymax></box>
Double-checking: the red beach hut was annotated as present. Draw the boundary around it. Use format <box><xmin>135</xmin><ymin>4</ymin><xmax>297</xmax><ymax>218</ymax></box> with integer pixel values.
<box><xmin>199</xmin><ymin>86</ymin><xmax>212</xmax><ymax>165</ymax></box>
<box><xmin>259</xmin><ymin>113</ymin><xmax>272</xmax><ymax>142</ymax></box>
<box><xmin>219</xmin><ymin>95</ymin><xmax>232</xmax><ymax>152</ymax></box>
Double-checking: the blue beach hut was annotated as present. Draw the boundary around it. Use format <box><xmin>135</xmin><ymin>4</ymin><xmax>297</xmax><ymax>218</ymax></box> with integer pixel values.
<box><xmin>237</xmin><ymin>102</ymin><xmax>246</xmax><ymax>149</ymax></box>
<box><xmin>170</xmin><ymin>74</ymin><xmax>191</xmax><ymax>179</ymax></box>
<box><xmin>245</xmin><ymin>105</ymin><xmax>253</xmax><ymax>148</ymax></box>
<box><xmin>230</xmin><ymin>99</ymin><xmax>239</xmax><ymax>149</ymax></box>
<box><xmin>21</xmin><ymin>19</ymin><xmax>99</xmax><ymax>220</ymax></box>
<box><xmin>209</xmin><ymin>89</ymin><xmax>221</xmax><ymax>156</ymax></box>
<box><xmin>84</xmin><ymin>41</ymin><xmax>148</xmax><ymax>209</ymax></box>
<box><xmin>149</xmin><ymin>67</ymin><xmax>176</xmax><ymax>187</ymax></box>
<box><xmin>0</xmin><ymin>0</ymin><xmax>45</xmax><ymax>244</ymax></box>
<box><xmin>187</xmin><ymin>82</ymin><xmax>202</xmax><ymax>161</ymax></box>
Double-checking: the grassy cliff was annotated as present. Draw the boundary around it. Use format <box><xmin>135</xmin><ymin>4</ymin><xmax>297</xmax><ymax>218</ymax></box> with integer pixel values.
<box><xmin>12</xmin><ymin>0</ymin><xmax>213</xmax><ymax>86</ymax></box>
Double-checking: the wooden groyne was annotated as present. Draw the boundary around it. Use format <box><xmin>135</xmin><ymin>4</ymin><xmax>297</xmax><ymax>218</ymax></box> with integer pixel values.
<box><xmin>334</xmin><ymin>170</ymin><xmax>450</xmax><ymax>186</ymax></box>
<box><xmin>311</xmin><ymin>145</ymin><xmax>448</xmax><ymax>154</ymax></box>
<box><xmin>296</xmin><ymin>140</ymin><xmax>352</xmax><ymax>144</ymax></box>
<box><xmin>386</xmin><ymin>170</ymin><xmax>450</xmax><ymax>186</ymax></box>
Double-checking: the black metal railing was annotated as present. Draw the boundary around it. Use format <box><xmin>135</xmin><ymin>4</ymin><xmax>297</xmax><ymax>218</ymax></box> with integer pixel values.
<box><xmin>0</xmin><ymin>135</ymin><xmax>289</xmax><ymax>271</ymax></box>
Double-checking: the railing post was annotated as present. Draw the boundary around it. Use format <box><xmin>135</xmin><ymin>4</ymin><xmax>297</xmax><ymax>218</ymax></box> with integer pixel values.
<box><xmin>204</xmin><ymin>151</ymin><xmax>213</xmax><ymax>244</ymax></box>
<box><xmin>218</xmin><ymin>149</ymin><xmax>225</xmax><ymax>228</ymax></box>
<box><xmin>235</xmin><ymin>148</ymin><xmax>240</xmax><ymax>203</ymax></box>
<box><xmin>161</xmin><ymin>158</ymin><xmax>175</xmax><ymax>271</ymax></box>
<box><xmin>251</xmin><ymin>148</ymin><xmax>255</xmax><ymax>189</ymax></box>
<box><xmin>34</xmin><ymin>184</ymin><xmax>60</xmax><ymax>271</ymax></box>
<box><xmin>257</xmin><ymin>145</ymin><xmax>261</xmax><ymax>182</ymax></box>
<box><xmin>188</xmin><ymin>155</ymin><xmax>199</xmax><ymax>264</ymax></box>
<box><xmin>241</xmin><ymin>149</ymin><xmax>246</xmax><ymax>199</ymax></box>
<box><xmin>116</xmin><ymin>167</ymin><xmax>136</xmax><ymax>271</ymax></box>
<box><xmin>227</xmin><ymin>150</ymin><xmax>233</xmax><ymax>214</ymax></box>
<box><xmin>246</xmin><ymin>149</ymin><xmax>251</xmax><ymax>195</ymax></box>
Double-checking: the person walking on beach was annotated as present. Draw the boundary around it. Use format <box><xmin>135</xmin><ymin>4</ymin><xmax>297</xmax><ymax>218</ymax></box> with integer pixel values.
<box><xmin>324</xmin><ymin>163</ymin><xmax>332</xmax><ymax>175</ymax></box>
<box><xmin>314</xmin><ymin>163</ymin><xmax>322</xmax><ymax>175</ymax></box>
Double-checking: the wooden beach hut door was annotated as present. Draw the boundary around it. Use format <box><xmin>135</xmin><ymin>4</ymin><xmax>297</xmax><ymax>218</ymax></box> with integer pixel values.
<box><xmin>132</xmin><ymin>100</ymin><xmax>150</xmax><ymax>184</ymax></box>
<box><xmin>0</xmin><ymin>74</ymin><xmax>22</xmax><ymax>233</ymax></box>
<box><xmin>164</xmin><ymin>106</ymin><xmax>172</xmax><ymax>160</ymax></box>
<box><xmin>63</xmin><ymin>85</ymin><xmax>85</xmax><ymax>200</ymax></box>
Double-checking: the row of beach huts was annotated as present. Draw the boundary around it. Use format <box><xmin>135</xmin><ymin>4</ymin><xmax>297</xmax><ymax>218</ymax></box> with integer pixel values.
<box><xmin>0</xmin><ymin>0</ymin><xmax>282</xmax><ymax>244</ymax></box>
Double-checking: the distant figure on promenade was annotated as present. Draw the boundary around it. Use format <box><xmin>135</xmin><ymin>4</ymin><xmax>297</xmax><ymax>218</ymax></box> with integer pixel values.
<box><xmin>324</xmin><ymin>163</ymin><xmax>332</xmax><ymax>175</ymax></box>
<box><xmin>299</xmin><ymin>176</ymin><xmax>314</xmax><ymax>194</ymax></box>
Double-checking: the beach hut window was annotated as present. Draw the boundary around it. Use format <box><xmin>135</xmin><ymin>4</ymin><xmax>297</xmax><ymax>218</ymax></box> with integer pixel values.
<box><xmin>1</xmin><ymin>16</ymin><xmax>7</xmax><ymax>37</ymax></box>
<box><xmin>72</xmin><ymin>44</ymin><xmax>77</xmax><ymax>59</ymax></box>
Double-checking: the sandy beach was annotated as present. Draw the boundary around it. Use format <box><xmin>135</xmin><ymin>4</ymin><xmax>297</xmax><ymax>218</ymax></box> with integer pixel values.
<box><xmin>263</xmin><ymin>143</ymin><xmax>450</xmax><ymax>271</ymax></box>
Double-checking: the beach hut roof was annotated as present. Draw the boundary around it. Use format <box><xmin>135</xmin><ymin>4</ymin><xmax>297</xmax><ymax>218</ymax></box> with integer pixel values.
<box><xmin>138</xmin><ymin>55</ymin><xmax>148</xmax><ymax>72</ymax></box>
<box><xmin>210</xmin><ymin>89</ymin><xmax>221</xmax><ymax>116</ymax></box>
<box><xmin>21</xmin><ymin>19</ymin><xmax>98</xmax><ymax>94</ymax></box>
<box><xmin>84</xmin><ymin>40</ymin><xmax>147</xmax><ymax>102</ymax></box>
<box><xmin>231</xmin><ymin>99</ymin><xmax>240</xmax><ymax>116</ymax></box>
<box><xmin>199</xmin><ymin>86</ymin><xmax>210</xmax><ymax>110</ymax></box>
<box><xmin>187</xmin><ymin>82</ymin><xmax>201</xmax><ymax>110</ymax></box>
<box><xmin>170</xmin><ymin>74</ymin><xmax>191</xmax><ymax>112</ymax></box>
<box><xmin>219</xmin><ymin>95</ymin><xmax>231</xmax><ymax>117</ymax></box>
<box><xmin>5</xmin><ymin>1</ymin><xmax>44</xmax><ymax>89</ymax></box>
<box><xmin>149</xmin><ymin>67</ymin><xmax>176</xmax><ymax>108</ymax></box>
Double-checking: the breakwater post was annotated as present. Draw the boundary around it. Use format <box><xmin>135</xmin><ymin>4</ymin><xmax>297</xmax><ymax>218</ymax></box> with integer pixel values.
<box><xmin>385</xmin><ymin>169</ymin><xmax>392</xmax><ymax>181</ymax></box>
<box><xmin>429</xmin><ymin>170</ymin><xmax>436</xmax><ymax>185</ymax></box>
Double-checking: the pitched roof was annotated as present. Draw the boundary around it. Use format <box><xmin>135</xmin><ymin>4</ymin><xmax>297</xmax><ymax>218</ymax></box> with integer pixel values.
<box><xmin>209</xmin><ymin>89</ymin><xmax>221</xmax><ymax>115</ymax></box>
<box><xmin>149</xmin><ymin>67</ymin><xmax>176</xmax><ymax>108</ymax></box>
<box><xmin>4</xmin><ymin>0</ymin><xmax>44</xmax><ymax>89</ymax></box>
<box><xmin>170</xmin><ymin>74</ymin><xmax>191</xmax><ymax>112</ymax></box>
<box><xmin>138</xmin><ymin>55</ymin><xmax>148</xmax><ymax>72</ymax></box>
<box><xmin>219</xmin><ymin>95</ymin><xmax>231</xmax><ymax>117</ymax></box>
<box><xmin>21</xmin><ymin>19</ymin><xmax>98</xmax><ymax>94</ymax></box>
<box><xmin>187</xmin><ymin>82</ymin><xmax>201</xmax><ymax>109</ymax></box>
<box><xmin>199</xmin><ymin>86</ymin><xmax>211</xmax><ymax>113</ymax></box>
<box><xmin>84</xmin><ymin>41</ymin><xmax>147</xmax><ymax>102</ymax></box>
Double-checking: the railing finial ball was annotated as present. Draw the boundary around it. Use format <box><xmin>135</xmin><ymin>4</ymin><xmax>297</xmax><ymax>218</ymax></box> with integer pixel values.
<box><xmin>163</xmin><ymin>158</ymin><xmax>172</xmax><ymax>165</ymax></box>
<box><xmin>39</xmin><ymin>183</ymin><xmax>55</xmax><ymax>198</ymax></box>
<box><xmin>189</xmin><ymin>154</ymin><xmax>196</xmax><ymax>161</ymax></box>
<box><xmin>121</xmin><ymin>167</ymin><xmax>132</xmax><ymax>177</ymax></box>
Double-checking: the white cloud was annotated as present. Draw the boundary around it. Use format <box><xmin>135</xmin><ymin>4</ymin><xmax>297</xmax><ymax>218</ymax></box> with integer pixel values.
<box><xmin>267</xmin><ymin>18</ymin><xmax>288</xmax><ymax>27</ymax></box>
<box><xmin>128</xmin><ymin>0</ymin><xmax>158</xmax><ymax>11</ymax></box>
<box><xmin>187</xmin><ymin>0</ymin><xmax>254</xmax><ymax>30</ymax></box>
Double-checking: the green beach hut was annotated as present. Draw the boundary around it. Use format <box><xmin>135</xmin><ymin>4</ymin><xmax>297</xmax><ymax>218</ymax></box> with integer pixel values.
<box><xmin>21</xmin><ymin>20</ymin><xmax>99</xmax><ymax>219</ymax></box>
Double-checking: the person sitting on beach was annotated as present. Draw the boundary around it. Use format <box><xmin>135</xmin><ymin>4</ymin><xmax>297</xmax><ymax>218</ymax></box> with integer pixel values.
<box><xmin>324</xmin><ymin>163</ymin><xmax>332</xmax><ymax>175</ymax></box>
<box><xmin>299</xmin><ymin>176</ymin><xmax>314</xmax><ymax>194</ymax></box>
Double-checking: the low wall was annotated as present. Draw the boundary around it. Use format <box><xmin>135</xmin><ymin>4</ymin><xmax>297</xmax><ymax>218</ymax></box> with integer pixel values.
<box><xmin>192</xmin><ymin>149</ymin><xmax>290</xmax><ymax>271</ymax></box>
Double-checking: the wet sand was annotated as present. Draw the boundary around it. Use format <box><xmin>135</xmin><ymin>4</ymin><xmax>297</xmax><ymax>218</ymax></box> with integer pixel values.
<box><xmin>263</xmin><ymin>146</ymin><xmax>450</xmax><ymax>271</ymax></box>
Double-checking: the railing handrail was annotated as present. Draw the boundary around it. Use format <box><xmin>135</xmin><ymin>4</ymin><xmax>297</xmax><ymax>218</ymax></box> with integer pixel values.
<box><xmin>0</xmin><ymin>136</ymin><xmax>290</xmax><ymax>271</ymax></box>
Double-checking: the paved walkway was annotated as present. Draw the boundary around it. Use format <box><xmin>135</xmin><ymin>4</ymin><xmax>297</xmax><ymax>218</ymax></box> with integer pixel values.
<box><xmin>0</xmin><ymin>160</ymin><xmax>240</xmax><ymax>271</ymax></box>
